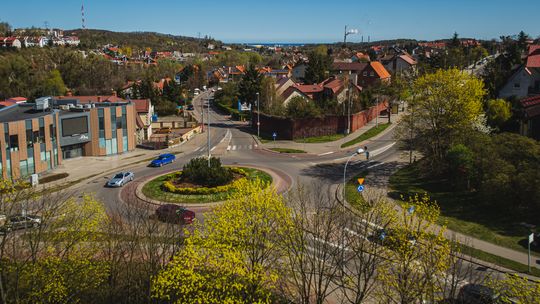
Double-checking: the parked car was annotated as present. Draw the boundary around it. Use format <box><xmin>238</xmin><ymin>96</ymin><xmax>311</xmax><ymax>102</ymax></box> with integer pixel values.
<box><xmin>149</xmin><ymin>153</ymin><xmax>176</xmax><ymax>167</ymax></box>
<box><xmin>186</xmin><ymin>104</ymin><xmax>194</xmax><ymax>111</ymax></box>
<box><xmin>457</xmin><ymin>284</ymin><xmax>503</xmax><ymax>304</ymax></box>
<box><xmin>107</xmin><ymin>172</ymin><xmax>134</xmax><ymax>187</ymax></box>
<box><xmin>0</xmin><ymin>214</ymin><xmax>42</xmax><ymax>233</ymax></box>
<box><xmin>155</xmin><ymin>204</ymin><xmax>195</xmax><ymax>224</ymax></box>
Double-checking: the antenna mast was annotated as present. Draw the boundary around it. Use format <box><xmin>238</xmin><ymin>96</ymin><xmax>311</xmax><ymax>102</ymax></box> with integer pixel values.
<box><xmin>81</xmin><ymin>2</ymin><xmax>86</xmax><ymax>30</ymax></box>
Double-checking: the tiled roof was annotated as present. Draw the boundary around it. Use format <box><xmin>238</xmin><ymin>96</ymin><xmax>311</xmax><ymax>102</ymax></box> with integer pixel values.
<box><xmin>370</xmin><ymin>62</ymin><xmax>391</xmax><ymax>79</ymax></box>
<box><xmin>322</xmin><ymin>78</ymin><xmax>344</xmax><ymax>94</ymax></box>
<box><xmin>55</xmin><ymin>95</ymin><xmax>127</xmax><ymax>103</ymax></box>
<box><xmin>0</xmin><ymin>101</ymin><xmax>16</xmax><ymax>108</ymax></box>
<box><xmin>132</xmin><ymin>99</ymin><xmax>151</xmax><ymax>113</ymax></box>
<box><xmin>7</xmin><ymin>97</ymin><xmax>27</xmax><ymax>102</ymax></box>
<box><xmin>399</xmin><ymin>54</ymin><xmax>417</xmax><ymax>65</ymax></box>
<box><xmin>520</xmin><ymin>95</ymin><xmax>540</xmax><ymax>108</ymax></box>
<box><xmin>332</xmin><ymin>62</ymin><xmax>368</xmax><ymax>72</ymax></box>
<box><xmin>526</xmin><ymin>45</ymin><xmax>540</xmax><ymax>68</ymax></box>
<box><xmin>295</xmin><ymin>84</ymin><xmax>324</xmax><ymax>93</ymax></box>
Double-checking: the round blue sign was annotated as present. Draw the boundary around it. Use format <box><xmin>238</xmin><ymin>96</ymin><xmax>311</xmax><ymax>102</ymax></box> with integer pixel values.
<box><xmin>357</xmin><ymin>185</ymin><xmax>365</xmax><ymax>193</ymax></box>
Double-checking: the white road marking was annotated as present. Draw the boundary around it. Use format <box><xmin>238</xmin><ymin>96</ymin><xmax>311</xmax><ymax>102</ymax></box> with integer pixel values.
<box><xmin>318</xmin><ymin>151</ymin><xmax>334</xmax><ymax>156</ymax></box>
<box><xmin>232</xmin><ymin>145</ymin><xmax>237</xmax><ymax>151</ymax></box>
<box><xmin>194</xmin><ymin>147</ymin><xmax>202</xmax><ymax>152</ymax></box>
<box><xmin>227</xmin><ymin>145</ymin><xmax>231</xmax><ymax>151</ymax></box>
<box><xmin>367</xmin><ymin>163</ymin><xmax>384</xmax><ymax>169</ymax></box>
<box><xmin>210</xmin><ymin>146</ymin><xmax>216</xmax><ymax>152</ymax></box>
<box><xmin>370</xmin><ymin>142</ymin><xmax>396</xmax><ymax>157</ymax></box>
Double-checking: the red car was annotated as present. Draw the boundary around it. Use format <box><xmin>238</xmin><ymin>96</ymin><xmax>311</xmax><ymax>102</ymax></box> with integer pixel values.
<box><xmin>155</xmin><ymin>204</ymin><xmax>195</xmax><ymax>224</ymax></box>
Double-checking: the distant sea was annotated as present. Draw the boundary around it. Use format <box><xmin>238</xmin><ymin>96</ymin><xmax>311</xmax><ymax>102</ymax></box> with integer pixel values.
<box><xmin>237</xmin><ymin>42</ymin><xmax>318</xmax><ymax>47</ymax></box>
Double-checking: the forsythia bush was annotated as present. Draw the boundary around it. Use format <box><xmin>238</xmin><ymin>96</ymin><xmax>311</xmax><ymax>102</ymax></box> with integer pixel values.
<box><xmin>161</xmin><ymin>168</ymin><xmax>247</xmax><ymax>195</ymax></box>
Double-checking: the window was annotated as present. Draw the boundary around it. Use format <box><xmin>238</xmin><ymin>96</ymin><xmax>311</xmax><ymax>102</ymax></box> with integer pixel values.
<box><xmin>33</xmin><ymin>131</ymin><xmax>40</xmax><ymax>143</ymax></box>
<box><xmin>370</xmin><ymin>71</ymin><xmax>374</xmax><ymax>77</ymax></box>
<box><xmin>123</xmin><ymin>136</ymin><xmax>128</xmax><ymax>153</ymax></box>
<box><xmin>26</xmin><ymin>129</ymin><xmax>33</xmax><ymax>148</ymax></box>
<box><xmin>514</xmin><ymin>83</ymin><xmax>521</xmax><ymax>88</ymax></box>
<box><xmin>27</xmin><ymin>156</ymin><xmax>34</xmax><ymax>175</ymax></box>
<box><xmin>363</xmin><ymin>71</ymin><xmax>367</xmax><ymax>76</ymax></box>
<box><xmin>20</xmin><ymin>160</ymin><xmax>28</xmax><ymax>177</ymax></box>
<box><xmin>9</xmin><ymin>135</ymin><xmax>18</xmax><ymax>152</ymax></box>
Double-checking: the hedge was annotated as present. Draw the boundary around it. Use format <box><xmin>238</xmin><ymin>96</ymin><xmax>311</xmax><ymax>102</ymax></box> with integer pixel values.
<box><xmin>161</xmin><ymin>168</ymin><xmax>247</xmax><ymax>195</ymax></box>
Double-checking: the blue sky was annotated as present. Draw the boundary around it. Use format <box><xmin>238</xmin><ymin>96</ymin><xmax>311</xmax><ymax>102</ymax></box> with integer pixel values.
<box><xmin>1</xmin><ymin>0</ymin><xmax>539</xmax><ymax>43</ymax></box>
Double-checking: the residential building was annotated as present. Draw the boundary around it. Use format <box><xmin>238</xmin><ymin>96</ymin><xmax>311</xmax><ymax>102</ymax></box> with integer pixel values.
<box><xmin>292</xmin><ymin>62</ymin><xmax>308</xmax><ymax>81</ymax></box>
<box><xmin>331</xmin><ymin>62</ymin><xmax>368</xmax><ymax>86</ymax></box>
<box><xmin>358</xmin><ymin>62</ymin><xmax>391</xmax><ymax>86</ymax></box>
<box><xmin>381</xmin><ymin>53</ymin><xmax>417</xmax><ymax>75</ymax></box>
<box><xmin>0</xmin><ymin>37</ymin><xmax>22</xmax><ymax>48</ymax></box>
<box><xmin>132</xmin><ymin>99</ymin><xmax>155</xmax><ymax>142</ymax></box>
<box><xmin>499</xmin><ymin>45</ymin><xmax>540</xmax><ymax>99</ymax></box>
<box><xmin>518</xmin><ymin>95</ymin><xmax>540</xmax><ymax>140</ymax></box>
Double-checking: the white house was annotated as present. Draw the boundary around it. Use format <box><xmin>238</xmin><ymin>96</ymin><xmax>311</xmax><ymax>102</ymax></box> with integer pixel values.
<box><xmin>499</xmin><ymin>45</ymin><xmax>540</xmax><ymax>99</ymax></box>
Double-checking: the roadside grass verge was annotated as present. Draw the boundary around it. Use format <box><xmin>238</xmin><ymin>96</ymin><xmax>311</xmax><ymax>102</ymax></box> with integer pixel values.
<box><xmin>341</xmin><ymin>123</ymin><xmax>391</xmax><ymax>148</ymax></box>
<box><xmin>458</xmin><ymin>244</ymin><xmax>540</xmax><ymax>277</ymax></box>
<box><xmin>142</xmin><ymin>167</ymin><xmax>272</xmax><ymax>204</ymax></box>
<box><xmin>293</xmin><ymin>134</ymin><xmax>345</xmax><ymax>144</ymax></box>
<box><xmin>270</xmin><ymin>148</ymin><xmax>306</xmax><ymax>154</ymax></box>
<box><xmin>344</xmin><ymin>171</ymin><xmax>369</xmax><ymax>211</ymax></box>
<box><xmin>389</xmin><ymin>162</ymin><xmax>540</xmax><ymax>255</ymax></box>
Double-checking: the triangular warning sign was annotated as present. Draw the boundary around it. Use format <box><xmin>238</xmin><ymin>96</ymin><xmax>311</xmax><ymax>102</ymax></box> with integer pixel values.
<box><xmin>357</xmin><ymin>178</ymin><xmax>365</xmax><ymax>185</ymax></box>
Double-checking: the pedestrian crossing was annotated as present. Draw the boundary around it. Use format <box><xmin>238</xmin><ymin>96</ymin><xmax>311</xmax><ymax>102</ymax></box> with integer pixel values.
<box><xmin>226</xmin><ymin>144</ymin><xmax>258</xmax><ymax>151</ymax></box>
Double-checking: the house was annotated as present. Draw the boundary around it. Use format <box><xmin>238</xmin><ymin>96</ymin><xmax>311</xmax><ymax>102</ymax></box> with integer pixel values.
<box><xmin>358</xmin><ymin>62</ymin><xmax>391</xmax><ymax>86</ymax></box>
<box><xmin>275</xmin><ymin>77</ymin><xmax>297</xmax><ymax>97</ymax></box>
<box><xmin>23</xmin><ymin>36</ymin><xmax>47</xmax><ymax>47</ymax></box>
<box><xmin>0</xmin><ymin>101</ymin><xmax>16</xmax><ymax>108</ymax></box>
<box><xmin>294</xmin><ymin>84</ymin><xmax>324</xmax><ymax>100</ymax></box>
<box><xmin>132</xmin><ymin>99</ymin><xmax>155</xmax><ymax>142</ymax></box>
<box><xmin>6</xmin><ymin>97</ymin><xmax>27</xmax><ymax>104</ymax></box>
<box><xmin>227</xmin><ymin>65</ymin><xmax>246</xmax><ymax>82</ymax></box>
<box><xmin>331</xmin><ymin>62</ymin><xmax>368</xmax><ymax>86</ymax></box>
<box><xmin>517</xmin><ymin>95</ymin><xmax>540</xmax><ymax>140</ymax></box>
<box><xmin>321</xmin><ymin>77</ymin><xmax>347</xmax><ymax>103</ymax></box>
<box><xmin>1</xmin><ymin>37</ymin><xmax>22</xmax><ymax>48</ymax></box>
<box><xmin>63</xmin><ymin>36</ymin><xmax>80</xmax><ymax>46</ymax></box>
<box><xmin>281</xmin><ymin>86</ymin><xmax>309</xmax><ymax>106</ymax></box>
<box><xmin>292</xmin><ymin>62</ymin><xmax>308</xmax><ymax>81</ymax></box>
<box><xmin>499</xmin><ymin>45</ymin><xmax>540</xmax><ymax>99</ymax></box>
<box><xmin>381</xmin><ymin>53</ymin><xmax>417</xmax><ymax>75</ymax></box>
<box><xmin>352</xmin><ymin>52</ymin><xmax>371</xmax><ymax>62</ymax></box>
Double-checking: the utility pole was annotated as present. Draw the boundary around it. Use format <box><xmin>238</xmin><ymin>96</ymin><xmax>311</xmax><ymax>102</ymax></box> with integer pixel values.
<box><xmin>347</xmin><ymin>78</ymin><xmax>352</xmax><ymax>134</ymax></box>
<box><xmin>375</xmin><ymin>96</ymin><xmax>379</xmax><ymax>127</ymax></box>
<box><xmin>256</xmin><ymin>93</ymin><xmax>260</xmax><ymax>138</ymax></box>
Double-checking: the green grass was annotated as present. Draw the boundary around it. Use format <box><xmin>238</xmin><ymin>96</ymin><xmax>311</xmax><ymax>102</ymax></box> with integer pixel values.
<box><xmin>458</xmin><ymin>244</ymin><xmax>540</xmax><ymax>277</ymax></box>
<box><xmin>344</xmin><ymin>171</ymin><xmax>369</xmax><ymax>211</ymax></box>
<box><xmin>142</xmin><ymin>167</ymin><xmax>272</xmax><ymax>204</ymax></box>
<box><xmin>294</xmin><ymin>134</ymin><xmax>345</xmax><ymax>144</ymax></box>
<box><xmin>341</xmin><ymin>123</ymin><xmax>392</xmax><ymax>148</ymax></box>
<box><xmin>389</xmin><ymin>163</ymin><xmax>540</xmax><ymax>256</ymax></box>
<box><xmin>270</xmin><ymin>148</ymin><xmax>306</xmax><ymax>154</ymax></box>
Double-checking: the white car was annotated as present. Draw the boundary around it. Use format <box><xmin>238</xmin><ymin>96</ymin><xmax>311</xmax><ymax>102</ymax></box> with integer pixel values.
<box><xmin>107</xmin><ymin>172</ymin><xmax>134</xmax><ymax>187</ymax></box>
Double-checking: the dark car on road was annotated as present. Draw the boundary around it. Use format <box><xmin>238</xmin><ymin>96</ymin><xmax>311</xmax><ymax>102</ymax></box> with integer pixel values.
<box><xmin>155</xmin><ymin>204</ymin><xmax>195</xmax><ymax>224</ymax></box>
<box><xmin>457</xmin><ymin>284</ymin><xmax>503</xmax><ymax>304</ymax></box>
<box><xmin>186</xmin><ymin>104</ymin><xmax>194</xmax><ymax>111</ymax></box>
<box><xmin>0</xmin><ymin>214</ymin><xmax>42</xmax><ymax>234</ymax></box>
<box><xmin>149</xmin><ymin>153</ymin><xmax>176</xmax><ymax>167</ymax></box>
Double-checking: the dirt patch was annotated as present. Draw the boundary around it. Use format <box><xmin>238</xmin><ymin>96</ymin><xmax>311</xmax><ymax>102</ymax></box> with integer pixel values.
<box><xmin>40</xmin><ymin>173</ymin><xmax>69</xmax><ymax>184</ymax></box>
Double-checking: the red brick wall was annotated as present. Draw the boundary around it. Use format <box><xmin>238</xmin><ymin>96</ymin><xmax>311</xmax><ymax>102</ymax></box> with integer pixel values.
<box><xmin>253</xmin><ymin>101</ymin><xmax>388</xmax><ymax>140</ymax></box>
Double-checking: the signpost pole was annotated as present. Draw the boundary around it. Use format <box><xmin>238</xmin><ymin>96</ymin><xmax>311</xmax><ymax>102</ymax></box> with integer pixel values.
<box><xmin>528</xmin><ymin>233</ymin><xmax>534</xmax><ymax>273</ymax></box>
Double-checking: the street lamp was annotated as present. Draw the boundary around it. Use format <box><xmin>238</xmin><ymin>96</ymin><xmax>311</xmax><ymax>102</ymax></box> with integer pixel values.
<box><xmin>342</xmin><ymin>148</ymin><xmax>365</xmax><ymax>202</ymax></box>
<box><xmin>207</xmin><ymin>97</ymin><xmax>211</xmax><ymax>167</ymax></box>
<box><xmin>256</xmin><ymin>92</ymin><xmax>260</xmax><ymax>138</ymax></box>
<box><xmin>343</xmin><ymin>25</ymin><xmax>358</xmax><ymax>47</ymax></box>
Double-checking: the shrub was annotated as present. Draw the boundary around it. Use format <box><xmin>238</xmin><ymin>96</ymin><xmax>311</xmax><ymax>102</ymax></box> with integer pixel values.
<box><xmin>182</xmin><ymin>157</ymin><xmax>233</xmax><ymax>187</ymax></box>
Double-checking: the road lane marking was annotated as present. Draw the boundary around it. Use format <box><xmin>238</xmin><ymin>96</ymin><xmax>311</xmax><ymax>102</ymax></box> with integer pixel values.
<box><xmin>318</xmin><ymin>151</ymin><xmax>334</xmax><ymax>156</ymax></box>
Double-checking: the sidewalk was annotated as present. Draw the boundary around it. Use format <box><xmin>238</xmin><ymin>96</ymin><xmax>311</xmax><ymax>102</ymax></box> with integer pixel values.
<box><xmin>257</xmin><ymin>110</ymin><xmax>405</xmax><ymax>155</ymax></box>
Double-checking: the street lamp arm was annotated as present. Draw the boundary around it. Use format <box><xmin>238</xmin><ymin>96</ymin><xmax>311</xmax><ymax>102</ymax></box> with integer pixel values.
<box><xmin>342</xmin><ymin>148</ymin><xmax>365</xmax><ymax>202</ymax></box>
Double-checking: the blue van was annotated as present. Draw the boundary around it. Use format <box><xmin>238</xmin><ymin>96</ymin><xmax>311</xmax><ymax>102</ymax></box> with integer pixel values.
<box><xmin>149</xmin><ymin>153</ymin><xmax>176</xmax><ymax>167</ymax></box>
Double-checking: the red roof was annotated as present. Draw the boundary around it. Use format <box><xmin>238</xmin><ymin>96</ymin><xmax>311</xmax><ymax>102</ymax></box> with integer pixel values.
<box><xmin>332</xmin><ymin>62</ymin><xmax>368</xmax><ymax>72</ymax></box>
<box><xmin>295</xmin><ymin>84</ymin><xmax>323</xmax><ymax>93</ymax></box>
<box><xmin>7</xmin><ymin>97</ymin><xmax>27</xmax><ymax>103</ymax></box>
<box><xmin>55</xmin><ymin>95</ymin><xmax>127</xmax><ymax>103</ymax></box>
<box><xmin>370</xmin><ymin>62</ymin><xmax>391</xmax><ymax>79</ymax></box>
<box><xmin>132</xmin><ymin>99</ymin><xmax>151</xmax><ymax>113</ymax></box>
<box><xmin>399</xmin><ymin>54</ymin><xmax>417</xmax><ymax>65</ymax></box>
<box><xmin>520</xmin><ymin>95</ymin><xmax>540</xmax><ymax>108</ymax></box>
<box><xmin>0</xmin><ymin>101</ymin><xmax>16</xmax><ymax>108</ymax></box>
<box><xmin>526</xmin><ymin>45</ymin><xmax>540</xmax><ymax>68</ymax></box>
<box><xmin>322</xmin><ymin>78</ymin><xmax>344</xmax><ymax>94</ymax></box>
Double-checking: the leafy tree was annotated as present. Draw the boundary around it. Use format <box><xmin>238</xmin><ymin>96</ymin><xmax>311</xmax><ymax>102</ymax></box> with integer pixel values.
<box><xmin>0</xmin><ymin>21</ymin><xmax>12</xmax><ymax>36</ymax></box>
<box><xmin>304</xmin><ymin>45</ymin><xmax>332</xmax><ymax>84</ymax></box>
<box><xmin>259</xmin><ymin>76</ymin><xmax>279</xmax><ymax>112</ymax></box>
<box><xmin>286</xmin><ymin>96</ymin><xmax>321</xmax><ymax>119</ymax></box>
<box><xmin>488</xmin><ymin>273</ymin><xmax>540</xmax><ymax>303</ymax></box>
<box><xmin>35</xmin><ymin>69</ymin><xmax>67</xmax><ymax>97</ymax></box>
<box><xmin>152</xmin><ymin>179</ymin><xmax>290</xmax><ymax>303</ymax></box>
<box><xmin>471</xmin><ymin>46</ymin><xmax>489</xmax><ymax>66</ymax></box>
<box><xmin>238</xmin><ymin>65</ymin><xmax>262</xmax><ymax>106</ymax></box>
<box><xmin>446</xmin><ymin>144</ymin><xmax>474</xmax><ymax>190</ymax></box>
<box><xmin>400</xmin><ymin>68</ymin><xmax>485</xmax><ymax>170</ymax></box>
<box><xmin>214</xmin><ymin>82</ymin><xmax>239</xmax><ymax>109</ymax></box>
<box><xmin>486</xmin><ymin>98</ymin><xmax>511</xmax><ymax>129</ymax></box>
<box><xmin>449</xmin><ymin>32</ymin><xmax>461</xmax><ymax>48</ymax></box>
<box><xmin>517</xmin><ymin>30</ymin><xmax>530</xmax><ymax>52</ymax></box>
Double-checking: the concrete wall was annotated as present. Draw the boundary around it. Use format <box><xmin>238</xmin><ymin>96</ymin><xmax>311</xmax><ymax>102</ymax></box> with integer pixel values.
<box><xmin>253</xmin><ymin>101</ymin><xmax>388</xmax><ymax>140</ymax></box>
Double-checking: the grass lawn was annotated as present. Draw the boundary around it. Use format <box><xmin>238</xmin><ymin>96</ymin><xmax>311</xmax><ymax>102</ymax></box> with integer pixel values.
<box><xmin>341</xmin><ymin>123</ymin><xmax>392</xmax><ymax>148</ymax></box>
<box><xmin>389</xmin><ymin>162</ymin><xmax>540</xmax><ymax>255</ymax></box>
<box><xmin>344</xmin><ymin>171</ymin><xmax>369</xmax><ymax>211</ymax></box>
<box><xmin>293</xmin><ymin>134</ymin><xmax>345</xmax><ymax>144</ymax></box>
<box><xmin>142</xmin><ymin>167</ymin><xmax>272</xmax><ymax>204</ymax></box>
<box><xmin>270</xmin><ymin>148</ymin><xmax>306</xmax><ymax>154</ymax></box>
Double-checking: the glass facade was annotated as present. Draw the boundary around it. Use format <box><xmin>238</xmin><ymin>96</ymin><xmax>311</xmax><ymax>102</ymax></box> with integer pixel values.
<box><xmin>98</xmin><ymin>108</ymin><xmax>105</xmax><ymax>148</ymax></box>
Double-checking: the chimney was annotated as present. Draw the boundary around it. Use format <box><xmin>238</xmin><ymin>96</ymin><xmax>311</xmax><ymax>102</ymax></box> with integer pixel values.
<box><xmin>97</xmin><ymin>96</ymin><xmax>102</xmax><ymax>102</ymax></box>
<box><xmin>67</xmin><ymin>90</ymin><xmax>73</xmax><ymax>96</ymax></box>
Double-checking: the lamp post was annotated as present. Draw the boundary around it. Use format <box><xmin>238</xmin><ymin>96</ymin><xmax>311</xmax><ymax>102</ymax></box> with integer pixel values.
<box><xmin>343</xmin><ymin>26</ymin><xmax>359</xmax><ymax>47</ymax></box>
<box><xmin>207</xmin><ymin>97</ymin><xmax>211</xmax><ymax>167</ymax></box>
<box><xmin>342</xmin><ymin>148</ymin><xmax>365</xmax><ymax>202</ymax></box>
<box><xmin>256</xmin><ymin>92</ymin><xmax>260</xmax><ymax>138</ymax></box>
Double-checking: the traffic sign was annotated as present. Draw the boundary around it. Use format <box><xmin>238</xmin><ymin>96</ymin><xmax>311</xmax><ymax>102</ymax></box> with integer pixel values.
<box><xmin>357</xmin><ymin>178</ymin><xmax>365</xmax><ymax>185</ymax></box>
<box><xmin>408</xmin><ymin>206</ymin><xmax>415</xmax><ymax>215</ymax></box>
<box><xmin>357</xmin><ymin>185</ymin><xmax>364</xmax><ymax>193</ymax></box>
<box><xmin>272</xmin><ymin>132</ymin><xmax>277</xmax><ymax>139</ymax></box>
<box><xmin>529</xmin><ymin>233</ymin><xmax>535</xmax><ymax>244</ymax></box>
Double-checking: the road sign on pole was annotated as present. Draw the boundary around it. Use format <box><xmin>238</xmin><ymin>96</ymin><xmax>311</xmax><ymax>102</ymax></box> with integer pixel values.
<box><xmin>272</xmin><ymin>132</ymin><xmax>277</xmax><ymax>142</ymax></box>
<box><xmin>357</xmin><ymin>178</ymin><xmax>365</xmax><ymax>185</ymax></box>
<box><xmin>357</xmin><ymin>185</ymin><xmax>364</xmax><ymax>193</ymax></box>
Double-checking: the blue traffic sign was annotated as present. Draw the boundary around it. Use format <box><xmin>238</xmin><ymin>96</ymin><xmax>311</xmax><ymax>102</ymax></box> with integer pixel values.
<box><xmin>272</xmin><ymin>132</ymin><xmax>277</xmax><ymax>139</ymax></box>
<box><xmin>357</xmin><ymin>185</ymin><xmax>365</xmax><ymax>193</ymax></box>
<box><xmin>408</xmin><ymin>206</ymin><xmax>415</xmax><ymax>215</ymax></box>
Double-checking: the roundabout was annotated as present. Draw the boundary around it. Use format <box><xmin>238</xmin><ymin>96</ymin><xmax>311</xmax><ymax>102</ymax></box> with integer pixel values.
<box><xmin>138</xmin><ymin>166</ymin><xmax>272</xmax><ymax>205</ymax></box>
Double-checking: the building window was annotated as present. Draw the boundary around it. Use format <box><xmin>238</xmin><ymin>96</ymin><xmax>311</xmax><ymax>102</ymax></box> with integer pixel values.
<box><xmin>20</xmin><ymin>160</ymin><xmax>28</xmax><ymax>178</ymax></box>
<box><xmin>363</xmin><ymin>71</ymin><xmax>367</xmax><ymax>76</ymax></box>
<box><xmin>514</xmin><ymin>83</ymin><xmax>520</xmax><ymax>88</ymax></box>
<box><xmin>123</xmin><ymin>136</ymin><xmax>128</xmax><ymax>153</ymax></box>
<box><xmin>370</xmin><ymin>71</ymin><xmax>374</xmax><ymax>77</ymax></box>
<box><xmin>9</xmin><ymin>135</ymin><xmax>18</xmax><ymax>152</ymax></box>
